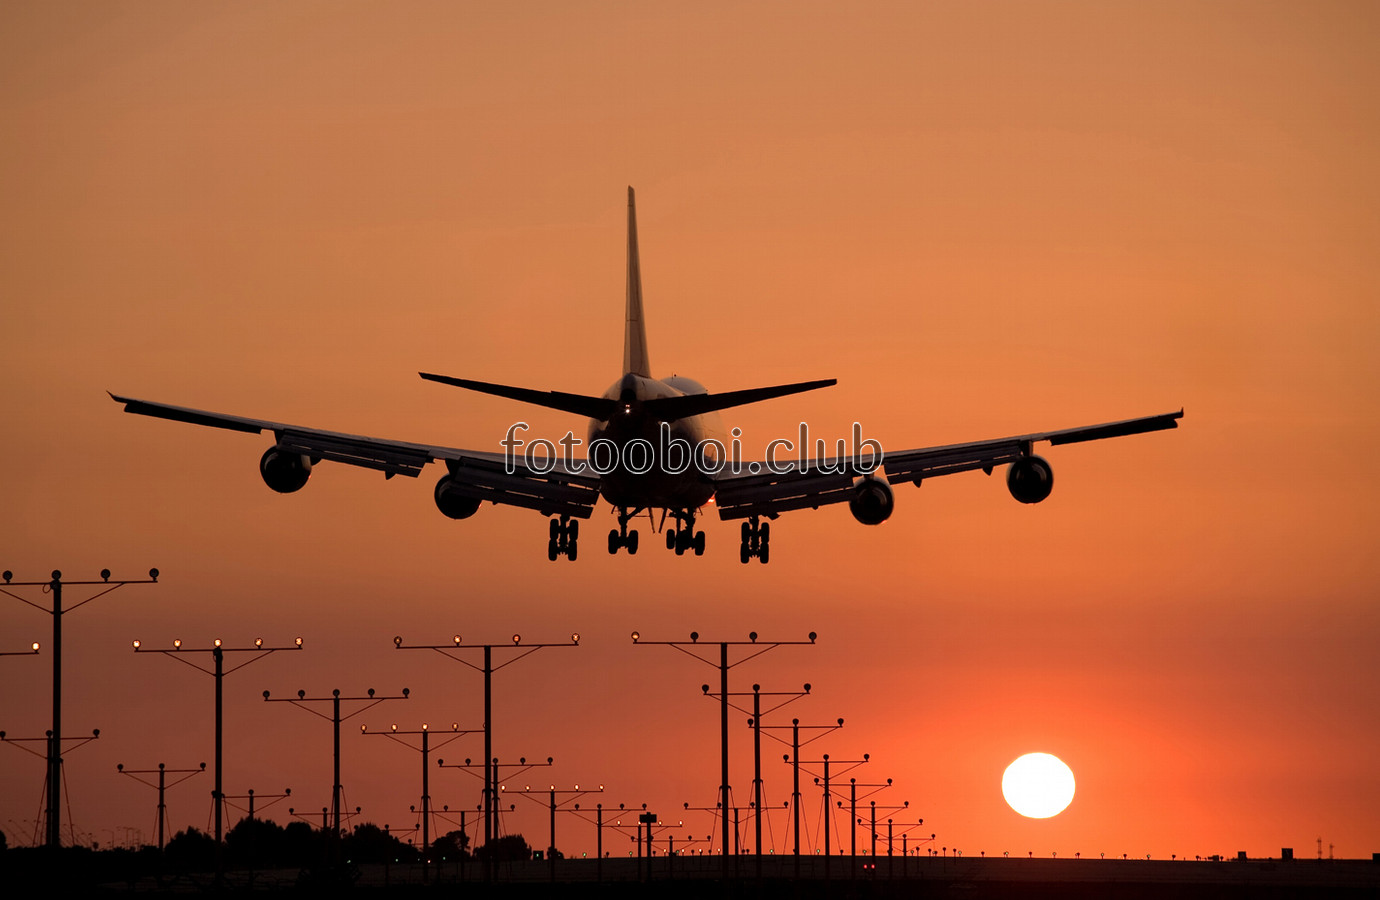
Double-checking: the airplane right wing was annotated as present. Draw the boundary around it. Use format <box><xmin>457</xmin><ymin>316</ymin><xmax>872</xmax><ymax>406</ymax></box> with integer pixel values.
<box><xmin>712</xmin><ymin>410</ymin><xmax>1183</xmax><ymax>520</ymax></box>
<box><xmin>108</xmin><ymin>393</ymin><xmax>602</xmax><ymax>519</ymax></box>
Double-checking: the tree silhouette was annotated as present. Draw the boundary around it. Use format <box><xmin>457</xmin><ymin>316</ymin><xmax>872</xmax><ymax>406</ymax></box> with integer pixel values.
<box><xmin>430</xmin><ymin>829</ymin><xmax>470</xmax><ymax>860</ymax></box>
<box><xmin>342</xmin><ymin>822</ymin><xmax>416</xmax><ymax>864</ymax></box>
<box><xmin>475</xmin><ymin>833</ymin><xmax>532</xmax><ymax>862</ymax></box>
<box><xmin>164</xmin><ymin>827</ymin><xmax>216</xmax><ymax>869</ymax></box>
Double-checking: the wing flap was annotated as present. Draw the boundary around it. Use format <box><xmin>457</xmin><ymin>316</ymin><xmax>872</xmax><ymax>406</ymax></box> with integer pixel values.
<box><xmin>883</xmin><ymin>443</ymin><xmax>1024</xmax><ymax>485</ymax></box>
<box><xmin>277</xmin><ymin>429</ymin><xmax>432</xmax><ymax>478</ymax></box>
<box><xmin>443</xmin><ymin>455</ymin><xmax>600</xmax><ymax>518</ymax></box>
<box><xmin>715</xmin><ymin>479</ymin><xmax>857</xmax><ymax>519</ymax></box>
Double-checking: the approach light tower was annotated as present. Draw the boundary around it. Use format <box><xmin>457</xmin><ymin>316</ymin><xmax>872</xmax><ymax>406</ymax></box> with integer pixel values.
<box><xmin>393</xmin><ymin>632</ymin><xmax>580</xmax><ymax>859</ymax></box>
<box><xmin>133</xmin><ymin>635</ymin><xmax>302</xmax><ymax>866</ymax></box>
<box><xmin>2</xmin><ymin>567</ymin><xmax>159</xmax><ymax>848</ymax></box>
<box><xmin>631</xmin><ymin>630</ymin><xmax>817</xmax><ymax>878</ymax></box>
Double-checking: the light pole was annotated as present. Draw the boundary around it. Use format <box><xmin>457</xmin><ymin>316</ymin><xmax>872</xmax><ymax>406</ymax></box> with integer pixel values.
<box><xmin>859</xmin><ymin>797</ymin><xmax>909</xmax><ymax>877</ymax></box>
<box><xmin>135</xmin><ymin>635</ymin><xmax>301</xmax><ymax>877</ymax></box>
<box><xmin>116</xmin><ymin>762</ymin><xmax>206</xmax><ymax>850</ymax></box>
<box><xmin>3</xmin><ymin>567</ymin><xmax>159</xmax><ymax>848</ymax></box>
<box><xmin>898</xmin><ymin>825</ymin><xmax>933</xmax><ymax>876</ymax></box>
<box><xmin>631</xmin><ymin>629</ymin><xmax>817</xmax><ymax>879</ymax></box>
<box><xmin>394</xmin><ymin>631</ymin><xmax>579</xmax><ymax>867</ymax></box>
<box><xmin>361</xmin><ymin>722</ymin><xmax>478</xmax><ymax>865</ymax></box>
<box><xmin>717</xmin><ymin>681</ymin><xmax>808</xmax><ymax>872</ymax></box>
<box><xmin>263</xmin><ymin>686</ymin><xmax>409</xmax><ymax>860</ymax></box>
<box><xmin>221</xmin><ymin>786</ymin><xmax>292</xmax><ymax>885</ymax></box>
<box><xmin>509</xmin><ymin>783</ymin><xmax>603</xmax><ymax>881</ymax></box>
<box><xmin>841</xmin><ymin>775</ymin><xmax>891</xmax><ymax>878</ymax></box>
<box><xmin>221</xmin><ymin>786</ymin><xmax>292</xmax><ymax>822</ymax></box>
<box><xmin>438</xmin><ymin>754</ymin><xmax>551</xmax><ymax>872</ymax></box>
<box><xmin>808</xmin><ymin>752</ymin><xmax>869</xmax><ymax>879</ymax></box>
<box><xmin>0</xmin><ymin>728</ymin><xmax>100</xmax><ymax>847</ymax></box>
<box><xmin>761</xmin><ymin>716</ymin><xmax>843</xmax><ymax>876</ymax></box>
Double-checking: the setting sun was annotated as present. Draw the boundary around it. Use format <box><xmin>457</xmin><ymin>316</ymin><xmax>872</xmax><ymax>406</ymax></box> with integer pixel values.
<box><xmin>1002</xmin><ymin>753</ymin><xmax>1076</xmax><ymax>819</ymax></box>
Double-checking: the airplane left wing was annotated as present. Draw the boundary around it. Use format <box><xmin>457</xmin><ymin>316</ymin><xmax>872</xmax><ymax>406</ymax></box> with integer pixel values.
<box><xmin>108</xmin><ymin>393</ymin><xmax>601</xmax><ymax>519</ymax></box>
<box><xmin>712</xmin><ymin>410</ymin><xmax>1183</xmax><ymax>520</ymax></box>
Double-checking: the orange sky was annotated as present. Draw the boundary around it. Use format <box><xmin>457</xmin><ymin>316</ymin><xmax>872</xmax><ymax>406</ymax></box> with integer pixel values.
<box><xmin>3</xmin><ymin>1</ymin><xmax>1378</xmax><ymax>860</ymax></box>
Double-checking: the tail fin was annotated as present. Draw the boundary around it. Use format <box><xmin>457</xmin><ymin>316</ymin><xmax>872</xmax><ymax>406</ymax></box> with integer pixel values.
<box><xmin>624</xmin><ymin>186</ymin><xmax>652</xmax><ymax>378</ymax></box>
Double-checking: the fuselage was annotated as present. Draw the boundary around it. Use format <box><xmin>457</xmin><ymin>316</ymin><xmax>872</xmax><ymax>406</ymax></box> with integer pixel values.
<box><xmin>587</xmin><ymin>372</ymin><xmax>725</xmax><ymax>512</ymax></box>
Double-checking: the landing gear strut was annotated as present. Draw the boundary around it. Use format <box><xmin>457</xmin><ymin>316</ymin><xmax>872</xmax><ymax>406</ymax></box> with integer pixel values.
<box><xmin>548</xmin><ymin>516</ymin><xmax>578</xmax><ymax>561</ymax></box>
<box><xmin>665</xmin><ymin>510</ymin><xmax>706</xmax><ymax>557</ymax></box>
<box><xmin>608</xmin><ymin>508</ymin><xmax>639</xmax><ymax>555</ymax></box>
<box><xmin>739</xmin><ymin>516</ymin><xmax>770</xmax><ymax>564</ymax></box>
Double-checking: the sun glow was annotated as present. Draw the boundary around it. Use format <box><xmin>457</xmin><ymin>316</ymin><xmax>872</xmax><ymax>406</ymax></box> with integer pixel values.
<box><xmin>1002</xmin><ymin>753</ymin><xmax>1075</xmax><ymax>819</ymax></box>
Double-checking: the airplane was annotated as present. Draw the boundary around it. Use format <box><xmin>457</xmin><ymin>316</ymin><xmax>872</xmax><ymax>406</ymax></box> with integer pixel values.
<box><xmin>111</xmin><ymin>187</ymin><xmax>1182</xmax><ymax>564</ymax></box>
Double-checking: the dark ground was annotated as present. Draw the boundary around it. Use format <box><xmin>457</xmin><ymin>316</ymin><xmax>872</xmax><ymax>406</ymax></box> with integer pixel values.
<box><xmin>4</xmin><ymin>847</ymin><xmax>1378</xmax><ymax>897</ymax></box>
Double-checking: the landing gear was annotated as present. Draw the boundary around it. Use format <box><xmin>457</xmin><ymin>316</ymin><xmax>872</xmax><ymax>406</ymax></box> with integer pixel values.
<box><xmin>739</xmin><ymin>517</ymin><xmax>770</xmax><ymax>564</ymax></box>
<box><xmin>665</xmin><ymin>510</ymin><xmax>705</xmax><ymax>557</ymax></box>
<box><xmin>547</xmin><ymin>516</ymin><xmax>579</xmax><ymax>561</ymax></box>
<box><xmin>607</xmin><ymin>508</ymin><xmax>639</xmax><ymax>555</ymax></box>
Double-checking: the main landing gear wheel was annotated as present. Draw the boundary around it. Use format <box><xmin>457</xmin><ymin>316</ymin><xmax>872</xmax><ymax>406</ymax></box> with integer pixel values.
<box><xmin>738</xmin><ymin>517</ymin><xmax>770</xmax><ymax>564</ymax></box>
<box><xmin>547</xmin><ymin>516</ymin><xmax>579</xmax><ymax>561</ymax></box>
<box><xmin>607</xmin><ymin>508</ymin><xmax>639</xmax><ymax>555</ymax></box>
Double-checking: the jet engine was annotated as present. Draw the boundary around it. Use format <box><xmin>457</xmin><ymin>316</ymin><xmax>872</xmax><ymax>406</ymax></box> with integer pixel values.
<box><xmin>1007</xmin><ymin>455</ymin><xmax>1054</xmax><ymax>504</ymax></box>
<box><xmin>849</xmin><ymin>475</ymin><xmax>894</xmax><ymax>525</ymax></box>
<box><xmin>434</xmin><ymin>475</ymin><xmax>482</xmax><ymax>520</ymax></box>
<box><xmin>259</xmin><ymin>447</ymin><xmax>311</xmax><ymax>494</ymax></box>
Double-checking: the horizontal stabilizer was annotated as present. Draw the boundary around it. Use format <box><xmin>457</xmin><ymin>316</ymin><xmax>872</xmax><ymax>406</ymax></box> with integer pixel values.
<box><xmin>642</xmin><ymin>378</ymin><xmax>836</xmax><ymax>421</ymax></box>
<box><xmin>420</xmin><ymin>373</ymin><xmax>619</xmax><ymax>420</ymax></box>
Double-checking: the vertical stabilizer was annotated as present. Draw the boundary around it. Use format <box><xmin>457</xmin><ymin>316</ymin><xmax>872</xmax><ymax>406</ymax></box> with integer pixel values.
<box><xmin>624</xmin><ymin>186</ymin><xmax>652</xmax><ymax>377</ymax></box>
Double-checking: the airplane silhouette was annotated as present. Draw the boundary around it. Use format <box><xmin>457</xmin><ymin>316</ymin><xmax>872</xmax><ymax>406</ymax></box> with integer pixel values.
<box><xmin>111</xmin><ymin>188</ymin><xmax>1181</xmax><ymax>563</ymax></box>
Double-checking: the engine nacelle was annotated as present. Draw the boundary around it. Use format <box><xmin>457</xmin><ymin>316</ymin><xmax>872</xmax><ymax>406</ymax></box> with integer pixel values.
<box><xmin>1007</xmin><ymin>455</ymin><xmax>1054</xmax><ymax>504</ymax></box>
<box><xmin>259</xmin><ymin>446</ymin><xmax>311</xmax><ymax>494</ymax></box>
<box><xmin>849</xmin><ymin>475</ymin><xmax>894</xmax><ymax>525</ymax></box>
<box><xmin>434</xmin><ymin>475</ymin><xmax>482</xmax><ymax>520</ymax></box>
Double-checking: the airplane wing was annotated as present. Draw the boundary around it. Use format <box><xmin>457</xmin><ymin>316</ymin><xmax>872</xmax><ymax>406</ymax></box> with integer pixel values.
<box><xmin>712</xmin><ymin>410</ymin><xmax>1183</xmax><ymax>520</ymax></box>
<box><xmin>107</xmin><ymin>393</ymin><xmax>601</xmax><ymax>519</ymax></box>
